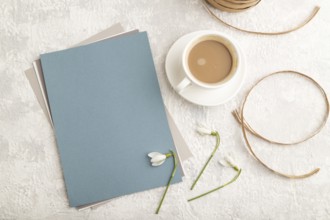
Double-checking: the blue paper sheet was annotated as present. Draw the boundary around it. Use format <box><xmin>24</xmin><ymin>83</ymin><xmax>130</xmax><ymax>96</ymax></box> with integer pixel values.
<box><xmin>40</xmin><ymin>32</ymin><xmax>182</xmax><ymax>207</ymax></box>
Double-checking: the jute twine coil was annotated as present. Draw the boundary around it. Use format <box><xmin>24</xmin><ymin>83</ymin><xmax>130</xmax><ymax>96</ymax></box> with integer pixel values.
<box><xmin>233</xmin><ymin>70</ymin><xmax>329</xmax><ymax>179</ymax></box>
<box><xmin>207</xmin><ymin>0</ymin><xmax>261</xmax><ymax>13</ymax></box>
<box><xmin>203</xmin><ymin>0</ymin><xmax>320</xmax><ymax>35</ymax></box>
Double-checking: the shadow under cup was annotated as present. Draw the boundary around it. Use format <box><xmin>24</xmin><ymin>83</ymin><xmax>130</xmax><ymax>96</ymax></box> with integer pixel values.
<box><xmin>183</xmin><ymin>34</ymin><xmax>239</xmax><ymax>89</ymax></box>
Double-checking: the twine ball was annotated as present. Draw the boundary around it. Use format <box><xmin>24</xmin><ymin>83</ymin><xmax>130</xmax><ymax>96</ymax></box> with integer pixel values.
<box><xmin>206</xmin><ymin>0</ymin><xmax>261</xmax><ymax>12</ymax></box>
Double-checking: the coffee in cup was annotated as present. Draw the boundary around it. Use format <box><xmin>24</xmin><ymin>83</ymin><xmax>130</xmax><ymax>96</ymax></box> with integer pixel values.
<box><xmin>175</xmin><ymin>33</ymin><xmax>239</xmax><ymax>93</ymax></box>
<box><xmin>188</xmin><ymin>39</ymin><xmax>232</xmax><ymax>84</ymax></box>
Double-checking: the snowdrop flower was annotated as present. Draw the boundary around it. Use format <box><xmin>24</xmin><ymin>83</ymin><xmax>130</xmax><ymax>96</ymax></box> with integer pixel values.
<box><xmin>148</xmin><ymin>152</ymin><xmax>172</xmax><ymax>166</ymax></box>
<box><xmin>191</xmin><ymin>125</ymin><xmax>220</xmax><ymax>190</ymax></box>
<box><xmin>189</xmin><ymin>151</ymin><xmax>242</xmax><ymax>202</ymax></box>
<box><xmin>196</xmin><ymin>125</ymin><xmax>214</xmax><ymax>136</ymax></box>
<box><xmin>219</xmin><ymin>153</ymin><xmax>240</xmax><ymax>171</ymax></box>
<box><xmin>188</xmin><ymin>124</ymin><xmax>242</xmax><ymax>202</ymax></box>
<box><xmin>148</xmin><ymin>150</ymin><xmax>177</xmax><ymax>214</ymax></box>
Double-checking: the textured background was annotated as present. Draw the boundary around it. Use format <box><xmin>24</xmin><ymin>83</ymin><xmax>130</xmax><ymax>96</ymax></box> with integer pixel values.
<box><xmin>1</xmin><ymin>0</ymin><xmax>330</xmax><ymax>219</ymax></box>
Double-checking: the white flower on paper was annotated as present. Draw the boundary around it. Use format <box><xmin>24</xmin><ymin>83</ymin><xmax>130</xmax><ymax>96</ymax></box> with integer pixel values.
<box><xmin>196</xmin><ymin>125</ymin><xmax>213</xmax><ymax>136</ymax></box>
<box><xmin>148</xmin><ymin>150</ymin><xmax>176</xmax><ymax>214</ymax></box>
<box><xmin>148</xmin><ymin>152</ymin><xmax>167</xmax><ymax>166</ymax></box>
<box><xmin>219</xmin><ymin>153</ymin><xmax>239</xmax><ymax>171</ymax></box>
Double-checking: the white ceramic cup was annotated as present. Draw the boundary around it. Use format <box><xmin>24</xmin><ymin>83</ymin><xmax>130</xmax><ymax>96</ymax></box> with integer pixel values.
<box><xmin>175</xmin><ymin>32</ymin><xmax>240</xmax><ymax>93</ymax></box>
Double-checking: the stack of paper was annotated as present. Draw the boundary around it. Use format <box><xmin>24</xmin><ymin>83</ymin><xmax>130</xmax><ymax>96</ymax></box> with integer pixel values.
<box><xmin>24</xmin><ymin>23</ymin><xmax>193</xmax><ymax>209</ymax></box>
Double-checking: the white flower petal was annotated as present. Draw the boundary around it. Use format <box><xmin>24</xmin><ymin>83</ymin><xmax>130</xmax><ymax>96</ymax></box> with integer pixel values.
<box><xmin>224</xmin><ymin>155</ymin><xmax>235</xmax><ymax>165</ymax></box>
<box><xmin>148</xmin><ymin>152</ymin><xmax>163</xmax><ymax>158</ymax></box>
<box><xmin>219</xmin><ymin>153</ymin><xmax>240</xmax><ymax>169</ymax></box>
<box><xmin>218</xmin><ymin>158</ymin><xmax>231</xmax><ymax>167</ymax></box>
<box><xmin>196</xmin><ymin>126</ymin><xmax>212</xmax><ymax>135</ymax></box>
<box><xmin>152</xmin><ymin>160</ymin><xmax>165</xmax><ymax>166</ymax></box>
<box><xmin>151</xmin><ymin>155</ymin><xmax>166</xmax><ymax>163</ymax></box>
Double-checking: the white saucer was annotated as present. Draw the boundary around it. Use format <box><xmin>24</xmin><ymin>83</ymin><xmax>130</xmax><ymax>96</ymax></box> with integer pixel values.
<box><xmin>165</xmin><ymin>30</ymin><xmax>245</xmax><ymax>106</ymax></box>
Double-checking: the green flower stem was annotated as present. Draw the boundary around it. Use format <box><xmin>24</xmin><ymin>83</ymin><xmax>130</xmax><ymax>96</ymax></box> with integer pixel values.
<box><xmin>155</xmin><ymin>150</ymin><xmax>177</xmax><ymax>214</ymax></box>
<box><xmin>227</xmin><ymin>162</ymin><xmax>239</xmax><ymax>172</ymax></box>
<box><xmin>188</xmin><ymin>169</ymin><xmax>242</xmax><ymax>202</ymax></box>
<box><xmin>191</xmin><ymin>131</ymin><xmax>220</xmax><ymax>190</ymax></box>
<box><xmin>165</xmin><ymin>153</ymin><xmax>172</xmax><ymax>158</ymax></box>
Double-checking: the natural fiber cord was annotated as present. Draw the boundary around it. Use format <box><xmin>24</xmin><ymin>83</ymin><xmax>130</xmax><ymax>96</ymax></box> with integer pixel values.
<box><xmin>234</xmin><ymin>70</ymin><xmax>329</xmax><ymax>179</ymax></box>
<box><xmin>203</xmin><ymin>0</ymin><xmax>320</xmax><ymax>35</ymax></box>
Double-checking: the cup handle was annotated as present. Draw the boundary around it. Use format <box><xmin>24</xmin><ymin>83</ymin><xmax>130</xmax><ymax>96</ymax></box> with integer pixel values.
<box><xmin>175</xmin><ymin>77</ymin><xmax>191</xmax><ymax>94</ymax></box>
